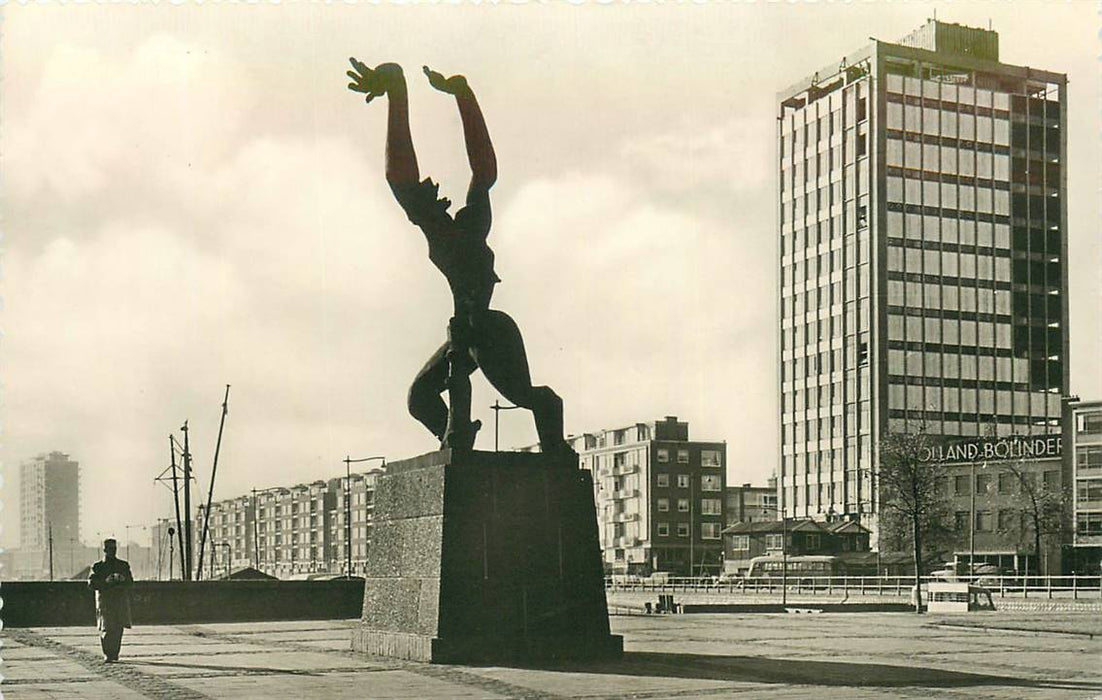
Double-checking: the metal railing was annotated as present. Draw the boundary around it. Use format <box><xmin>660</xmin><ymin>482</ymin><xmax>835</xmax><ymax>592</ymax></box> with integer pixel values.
<box><xmin>605</xmin><ymin>574</ymin><xmax>1102</xmax><ymax>599</ymax></box>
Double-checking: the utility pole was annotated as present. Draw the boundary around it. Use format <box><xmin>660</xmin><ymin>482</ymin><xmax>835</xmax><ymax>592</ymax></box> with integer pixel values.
<box><xmin>181</xmin><ymin>421</ymin><xmax>194</xmax><ymax>581</ymax></box>
<box><xmin>197</xmin><ymin>385</ymin><xmax>231</xmax><ymax>581</ymax></box>
<box><xmin>48</xmin><ymin>524</ymin><xmax>54</xmax><ymax>581</ymax></box>
<box><xmin>169</xmin><ymin>436</ymin><xmax>185</xmax><ymax>575</ymax></box>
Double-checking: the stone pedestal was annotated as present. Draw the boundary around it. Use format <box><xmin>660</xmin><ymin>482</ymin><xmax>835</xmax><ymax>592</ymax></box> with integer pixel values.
<box><xmin>351</xmin><ymin>449</ymin><xmax>623</xmax><ymax>663</ymax></box>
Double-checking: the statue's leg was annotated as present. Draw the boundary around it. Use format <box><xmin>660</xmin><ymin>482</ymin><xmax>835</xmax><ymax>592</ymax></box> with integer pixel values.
<box><xmin>408</xmin><ymin>342</ymin><xmax>450</xmax><ymax>441</ymax></box>
<box><xmin>472</xmin><ymin>310</ymin><xmax>570</xmax><ymax>453</ymax></box>
<box><xmin>442</xmin><ymin>338</ymin><xmax>480</xmax><ymax>452</ymax></box>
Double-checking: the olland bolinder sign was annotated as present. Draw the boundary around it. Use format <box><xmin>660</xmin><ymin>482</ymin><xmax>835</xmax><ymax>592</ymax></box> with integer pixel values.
<box><xmin>920</xmin><ymin>435</ymin><xmax>1062</xmax><ymax>465</ymax></box>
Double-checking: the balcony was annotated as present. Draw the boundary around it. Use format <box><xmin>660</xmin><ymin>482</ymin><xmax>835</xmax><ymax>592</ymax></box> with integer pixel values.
<box><xmin>609</xmin><ymin>489</ymin><xmax>640</xmax><ymax>501</ymax></box>
<box><xmin>611</xmin><ymin>512</ymin><xmax>639</xmax><ymax>523</ymax></box>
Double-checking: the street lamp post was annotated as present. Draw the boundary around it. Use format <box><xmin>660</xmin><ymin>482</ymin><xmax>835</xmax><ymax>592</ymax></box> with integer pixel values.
<box><xmin>761</xmin><ymin>505</ymin><xmax>788</xmax><ymax>606</ymax></box>
<box><xmin>343</xmin><ymin>455</ymin><xmax>386</xmax><ymax>577</ymax></box>
<box><xmin>490</xmin><ymin>400</ymin><xmax>523</xmax><ymax>452</ymax></box>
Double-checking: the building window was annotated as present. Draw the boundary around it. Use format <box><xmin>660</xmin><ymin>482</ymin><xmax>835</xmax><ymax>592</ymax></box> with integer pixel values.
<box><xmin>1079</xmin><ymin>413</ymin><xmax>1102</xmax><ymax>434</ymax></box>
<box><xmin>998</xmin><ymin>472</ymin><xmax>1015</xmax><ymax>494</ymax></box>
<box><xmin>657</xmin><ymin>522</ymin><xmax>669</xmax><ymax>537</ymax></box>
<box><xmin>1043</xmin><ymin>471</ymin><xmax>1059</xmax><ymax>488</ymax></box>
<box><xmin>1079</xmin><ymin>513</ymin><xmax>1102</xmax><ymax>536</ymax></box>
<box><xmin>701</xmin><ymin>475</ymin><xmax>722</xmax><ymax>492</ymax></box>
<box><xmin>766</xmin><ymin>533</ymin><xmax>784</xmax><ymax>550</ymax></box>
<box><xmin>1078</xmin><ymin>446</ymin><xmax>1102</xmax><ymax>470</ymax></box>
<box><xmin>975</xmin><ymin>473</ymin><xmax>991</xmax><ymax>494</ymax></box>
<box><xmin>657</xmin><ymin>449</ymin><xmax>670</xmax><ymax>463</ymax></box>
<box><xmin>731</xmin><ymin>535</ymin><xmax>750</xmax><ymax>551</ymax></box>
<box><xmin>955</xmin><ymin>511</ymin><xmax>969</xmax><ymax>531</ymax></box>
<box><xmin>701</xmin><ymin>450</ymin><xmax>722</xmax><ymax>467</ymax></box>
<box><xmin>677</xmin><ymin>523</ymin><xmax>690</xmax><ymax>538</ymax></box>
<box><xmin>805</xmin><ymin>534</ymin><xmax>820</xmax><ymax>550</ymax></box>
<box><xmin>975</xmin><ymin>511</ymin><xmax>993</xmax><ymax>532</ymax></box>
<box><xmin>701</xmin><ymin>523</ymin><xmax>721</xmax><ymax>540</ymax></box>
<box><xmin>677</xmin><ymin>498</ymin><xmax>690</xmax><ymax>513</ymax></box>
<box><xmin>677</xmin><ymin>474</ymin><xmax>690</xmax><ymax>489</ymax></box>
<box><xmin>701</xmin><ymin>498</ymin><xmax>722</xmax><ymax>515</ymax></box>
<box><xmin>657</xmin><ymin>498</ymin><xmax>670</xmax><ymax>512</ymax></box>
<box><xmin>657</xmin><ymin>473</ymin><xmax>669</xmax><ymax>487</ymax></box>
<box><xmin>997</xmin><ymin>510</ymin><xmax>1016</xmax><ymax>531</ymax></box>
<box><xmin>677</xmin><ymin>449</ymin><xmax>690</xmax><ymax>464</ymax></box>
<box><xmin>954</xmin><ymin>475</ymin><xmax>971</xmax><ymax>496</ymax></box>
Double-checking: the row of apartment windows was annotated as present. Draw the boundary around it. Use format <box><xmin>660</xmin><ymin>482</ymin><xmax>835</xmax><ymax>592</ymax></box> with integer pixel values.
<box><xmin>886</xmin><ymin>280</ymin><xmax>1018</xmax><ymax>314</ymax></box>
<box><xmin>885</xmin><ymin>74</ymin><xmax>1013</xmax><ymax>109</ymax></box>
<box><xmin>783</xmin><ymin>373</ymin><xmax>872</xmax><ymax>412</ymax></box>
<box><xmin>888</xmin><ymin>248</ymin><xmax>1013</xmax><ymax>282</ymax></box>
<box><xmin>888</xmin><ymin>177</ymin><xmax>1012</xmax><ymax>216</ymax></box>
<box><xmin>784</xmin><ymin>408</ymin><xmax>871</xmax><ymax>444</ymax></box>
<box><xmin>887</xmin><ymin>211</ymin><xmax>1014</xmax><ymax>247</ymax></box>
<box><xmin>887</xmin><ymin>139</ymin><xmax>1012</xmax><ymax>179</ymax></box>
<box><xmin>889</xmin><ymin>386</ymin><xmax>1057</xmax><ymax>418</ymax></box>
<box><xmin>950</xmin><ymin>470</ymin><xmax>1059</xmax><ymax>497</ymax></box>
<box><xmin>954</xmin><ymin>510</ymin><xmax>1039</xmax><ymax>533</ymax></box>
<box><xmin>887</xmin><ymin>350</ymin><xmax>1023</xmax><ymax>380</ymax></box>
<box><xmin>784</xmin><ymin>480</ymin><xmax>872</xmax><ymax>511</ymax></box>
<box><xmin>656</xmin><ymin>497</ymin><xmax>723</xmax><ymax>514</ymax></box>
<box><xmin>655</xmin><ymin>473</ymin><xmax>723</xmax><ymax>491</ymax></box>
<box><xmin>887</xmin><ymin>101</ymin><xmax>1010</xmax><ymax>143</ymax></box>
<box><xmin>655</xmin><ymin>448</ymin><xmax>722</xmax><ymax>466</ymax></box>
<box><xmin>655</xmin><ymin>522</ymin><xmax>723</xmax><ymax>539</ymax></box>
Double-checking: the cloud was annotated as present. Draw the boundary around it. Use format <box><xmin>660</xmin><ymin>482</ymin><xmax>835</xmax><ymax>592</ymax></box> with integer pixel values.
<box><xmin>619</xmin><ymin>114</ymin><xmax>775</xmax><ymax>196</ymax></box>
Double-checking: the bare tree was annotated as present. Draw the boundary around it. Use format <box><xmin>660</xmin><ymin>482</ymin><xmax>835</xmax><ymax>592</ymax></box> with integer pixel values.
<box><xmin>877</xmin><ymin>425</ymin><xmax>953</xmax><ymax>612</ymax></box>
<box><xmin>999</xmin><ymin>461</ymin><xmax>1068</xmax><ymax>575</ymax></box>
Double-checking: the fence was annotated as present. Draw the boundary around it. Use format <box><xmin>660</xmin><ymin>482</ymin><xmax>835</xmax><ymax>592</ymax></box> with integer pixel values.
<box><xmin>605</xmin><ymin>575</ymin><xmax>1102</xmax><ymax>600</ymax></box>
<box><xmin>1</xmin><ymin>579</ymin><xmax>366</xmax><ymax>627</ymax></box>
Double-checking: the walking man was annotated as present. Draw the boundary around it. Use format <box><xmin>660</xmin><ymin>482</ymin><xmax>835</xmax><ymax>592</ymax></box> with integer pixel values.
<box><xmin>88</xmin><ymin>538</ymin><xmax>133</xmax><ymax>662</ymax></box>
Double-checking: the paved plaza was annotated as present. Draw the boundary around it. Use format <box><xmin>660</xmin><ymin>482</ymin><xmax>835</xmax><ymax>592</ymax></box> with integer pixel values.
<box><xmin>3</xmin><ymin>612</ymin><xmax>1100</xmax><ymax>699</ymax></box>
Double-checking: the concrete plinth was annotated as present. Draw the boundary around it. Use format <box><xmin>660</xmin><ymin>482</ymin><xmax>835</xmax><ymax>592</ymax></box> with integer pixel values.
<box><xmin>351</xmin><ymin>449</ymin><xmax>623</xmax><ymax>664</ymax></box>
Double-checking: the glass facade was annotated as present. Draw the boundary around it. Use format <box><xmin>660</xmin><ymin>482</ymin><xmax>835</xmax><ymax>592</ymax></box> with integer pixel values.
<box><xmin>777</xmin><ymin>24</ymin><xmax>1068</xmax><ymax>534</ymax></box>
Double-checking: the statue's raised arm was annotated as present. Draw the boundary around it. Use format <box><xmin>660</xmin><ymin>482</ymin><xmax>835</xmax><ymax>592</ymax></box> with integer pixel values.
<box><xmin>423</xmin><ymin>66</ymin><xmax>497</xmax><ymax>197</ymax></box>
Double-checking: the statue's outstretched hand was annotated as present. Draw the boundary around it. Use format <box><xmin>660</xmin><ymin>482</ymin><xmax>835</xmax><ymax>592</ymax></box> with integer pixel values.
<box><xmin>347</xmin><ymin>58</ymin><xmax>399</xmax><ymax>104</ymax></box>
<box><xmin>423</xmin><ymin>66</ymin><xmax>470</xmax><ymax>96</ymax></box>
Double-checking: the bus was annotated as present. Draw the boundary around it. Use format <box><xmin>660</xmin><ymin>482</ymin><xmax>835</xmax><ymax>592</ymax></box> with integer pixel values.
<box><xmin>745</xmin><ymin>554</ymin><xmax>882</xmax><ymax>580</ymax></box>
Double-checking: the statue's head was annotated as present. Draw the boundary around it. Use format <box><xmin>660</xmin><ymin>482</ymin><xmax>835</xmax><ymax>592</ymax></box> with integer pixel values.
<box><xmin>103</xmin><ymin>538</ymin><xmax>118</xmax><ymax>558</ymax></box>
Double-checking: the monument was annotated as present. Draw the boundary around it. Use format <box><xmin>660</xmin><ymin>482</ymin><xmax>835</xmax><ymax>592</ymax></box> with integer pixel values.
<box><xmin>345</xmin><ymin>59</ymin><xmax>622</xmax><ymax>663</ymax></box>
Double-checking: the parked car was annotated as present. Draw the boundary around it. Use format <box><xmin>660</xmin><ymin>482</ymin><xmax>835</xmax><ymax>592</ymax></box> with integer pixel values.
<box><xmin>930</xmin><ymin>562</ymin><xmax>1002</xmax><ymax>587</ymax></box>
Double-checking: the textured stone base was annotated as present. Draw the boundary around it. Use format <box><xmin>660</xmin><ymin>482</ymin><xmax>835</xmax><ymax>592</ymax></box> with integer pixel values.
<box><xmin>353</xmin><ymin>448</ymin><xmax>622</xmax><ymax>664</ymax></box>
<box><xmin>351</xmin><ymin>629</ymin><xmax>624</xmax><ymax>664</ymax></box>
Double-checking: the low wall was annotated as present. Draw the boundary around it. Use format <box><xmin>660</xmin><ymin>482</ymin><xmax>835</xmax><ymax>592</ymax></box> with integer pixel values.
<box><xmin>0</xmin><ymin>580</ymin><xmax>365</xmax><ymax>628</ymax></box>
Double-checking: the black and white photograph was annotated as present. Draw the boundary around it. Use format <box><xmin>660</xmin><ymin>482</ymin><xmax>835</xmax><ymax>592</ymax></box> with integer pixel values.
<box><xmin>1</xmin><ymin>2</ymin><xmax>1100</xmax><ymax>697</ymax></box>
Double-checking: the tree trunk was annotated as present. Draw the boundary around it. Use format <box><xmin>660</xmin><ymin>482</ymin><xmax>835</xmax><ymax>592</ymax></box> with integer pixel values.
<box><xmin>912</xmin><ymin>514</ymin><xmax>923</xmax><ymax>614</ymax></box>
<box><xmin>1034</xmin><ymin>523</ymin><xmax>1042</xmax><ymax>576</ymax></box>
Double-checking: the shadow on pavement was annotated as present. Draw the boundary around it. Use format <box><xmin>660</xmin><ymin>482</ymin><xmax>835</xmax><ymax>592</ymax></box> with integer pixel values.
<box><xmin>511</xmin><ymin>652</ymin><xmax>1102</xmax><ymax>692</ymax></box>
<box><xmin>123</xmin><ymin>659</ymin><xmax>324</xmax><ymax>677</ymax></box>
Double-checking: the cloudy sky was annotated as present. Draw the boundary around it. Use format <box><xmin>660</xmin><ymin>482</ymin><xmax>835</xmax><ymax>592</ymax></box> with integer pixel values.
<box><xmin>1</xmin><ymin>2</ymin><xmax>1099</xmax><ymax>549</ymax></box>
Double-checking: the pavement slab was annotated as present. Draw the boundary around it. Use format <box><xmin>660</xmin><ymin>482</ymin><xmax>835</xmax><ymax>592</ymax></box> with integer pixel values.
<box><xmin>1</xmin><ymin>613</ymin><xmax>1100</xmax><ymax>699</ymax></box>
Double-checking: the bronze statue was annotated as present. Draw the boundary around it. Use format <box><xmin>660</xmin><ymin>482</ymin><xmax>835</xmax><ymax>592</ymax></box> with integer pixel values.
<box><xmin>347</xmin><ymin>60</ymin><xmax>571</xmax><ymax>455</ymax></box>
